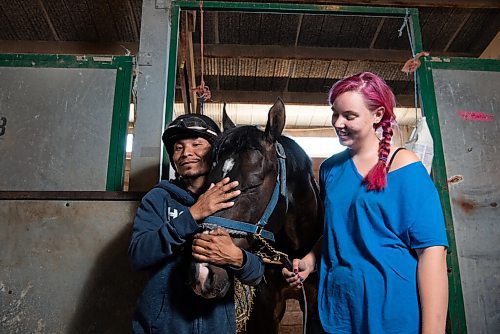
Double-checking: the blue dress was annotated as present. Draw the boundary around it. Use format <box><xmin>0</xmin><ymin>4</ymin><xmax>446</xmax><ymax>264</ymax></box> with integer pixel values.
<box><xmin>318</xmin><ymin>149</ymin><xmax>448</xmax><ymax>334</ymax></box>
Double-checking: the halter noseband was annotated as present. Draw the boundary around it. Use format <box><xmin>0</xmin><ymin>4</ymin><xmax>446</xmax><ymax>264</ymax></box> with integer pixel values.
<box><xmin>202</xmin><ymin>142</ymin><xmax>288</xmax><ymax>242</ymax></box>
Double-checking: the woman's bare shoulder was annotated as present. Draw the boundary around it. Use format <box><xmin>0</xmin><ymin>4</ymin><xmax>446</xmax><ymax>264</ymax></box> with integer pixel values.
<box><xmin>389</xmin><ymin>147</ymin><xmax>420</xmax><ymax>171</ymax></box>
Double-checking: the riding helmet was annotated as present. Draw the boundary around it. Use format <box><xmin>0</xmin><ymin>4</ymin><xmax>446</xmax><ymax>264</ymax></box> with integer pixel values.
<box><xmin>162</xmin><ymin>113</ymin><xmax>221</xmax><ymax>162</ymax></box>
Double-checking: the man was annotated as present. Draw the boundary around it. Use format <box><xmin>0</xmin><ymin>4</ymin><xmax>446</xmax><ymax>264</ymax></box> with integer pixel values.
<box><xmin>128</xmin><ymin>114</ymin><xmax>264</xmax><ymax>334</ymax></box>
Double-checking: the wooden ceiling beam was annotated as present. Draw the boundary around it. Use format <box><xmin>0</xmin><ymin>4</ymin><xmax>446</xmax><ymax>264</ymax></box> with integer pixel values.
<box><xmin>443</xmin><ymin>11</ymin><xmax>471</xmax><ymax>53</ymax></box>
<box><xmin>37</xmin><ymin>0</ymin><xmax>60</xmax><ymax>41</ymax></box>
<box><xmin>187</xmin><ymin>90</ymin><xmax>415</xmax><ymax>107</ymax></box>
<box><xmin>195</xmin><ymin>44</ymin><xmax>470</xmax><ymax>62</ymax></box>
<box><xmin>480</xmin><ymin>31</ymin><xmax>500</xmax><ymax>59</ymax></box>
<box><xmin>125</xmin><ymin>0</ymin><xmax>139</xmax><ymax>41</ymax></box>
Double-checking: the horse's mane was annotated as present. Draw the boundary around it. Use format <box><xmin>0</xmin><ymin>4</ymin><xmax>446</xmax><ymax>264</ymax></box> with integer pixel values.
<box><xmin>214</xmin><ymin>125</ymin><xmax>314</xmax><ymax>178</ymax></box>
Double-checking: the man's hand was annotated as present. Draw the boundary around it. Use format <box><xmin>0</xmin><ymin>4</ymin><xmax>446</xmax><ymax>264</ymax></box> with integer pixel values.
<box><xmin>189</xmin><ymin>177</ymin><xmax>240</xmax><ymax>221</ymax></box>
<box><xmin>192</xmin><ymin>228</ymin><xmax>244</xmax><ymax>267</ymax></box>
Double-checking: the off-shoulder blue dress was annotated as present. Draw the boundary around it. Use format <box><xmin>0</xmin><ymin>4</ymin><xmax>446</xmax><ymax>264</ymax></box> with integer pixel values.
<box><xmin>318</xmin><ymin>149</ymin><xmax>448</xmax><ymax>334</ymax></box>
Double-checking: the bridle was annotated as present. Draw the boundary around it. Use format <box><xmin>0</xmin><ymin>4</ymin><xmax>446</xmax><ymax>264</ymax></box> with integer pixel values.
<box><xmin>202</xmin><ymin>138</ymin><xmax>309</xmax><ymax>334</ymax></box>
<box><xmin>202</xmin><ymin>141</ymin><xmax>288</xmax><ymax>243</ymax></box>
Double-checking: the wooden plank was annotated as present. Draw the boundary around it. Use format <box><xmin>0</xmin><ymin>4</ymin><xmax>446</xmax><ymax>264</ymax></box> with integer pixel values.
<box><xmin>197</xmin><ymin>44</ymin><xmax>425</xmax><ymax>62</ymax></box>
<box><xmin>480</xmin><ymin>31</ymin><xmax>500</xmax><ymax>59</ymax></box>
<box><xmin>199</xmin><ymin>89</ymin><xmax>415</xmax><ymax>106</ymax></box>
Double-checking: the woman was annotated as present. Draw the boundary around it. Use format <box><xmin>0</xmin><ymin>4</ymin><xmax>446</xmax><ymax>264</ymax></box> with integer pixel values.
<box><xmin>283</xmin><ymin>72</ymin><xmax>449</xmax><ymax>334</ymax></box>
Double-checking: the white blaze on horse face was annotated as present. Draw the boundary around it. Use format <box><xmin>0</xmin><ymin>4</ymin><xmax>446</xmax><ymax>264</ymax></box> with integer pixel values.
<box><xmin>222</xmin><ymin>158</ymin><xmax>235</xmax><ymax>178</ymax></box>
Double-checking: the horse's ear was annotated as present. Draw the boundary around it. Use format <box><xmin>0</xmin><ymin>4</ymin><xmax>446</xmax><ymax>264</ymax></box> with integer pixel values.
<box><xmin>222</xmin><ymin>102</ymin><xmax>236</xmax><ymax>131</ymax></box>
<box><xmin>264</xmin><ymin>97</ymin><xmax>286</xmax><ymax>142</ymax></box>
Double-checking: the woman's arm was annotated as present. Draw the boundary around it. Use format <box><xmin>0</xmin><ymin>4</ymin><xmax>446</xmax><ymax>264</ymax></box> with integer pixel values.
<box><xmin>416</xmin><ymin>246</ymin><xmax>448</xmax><ymax>334</ymax></box>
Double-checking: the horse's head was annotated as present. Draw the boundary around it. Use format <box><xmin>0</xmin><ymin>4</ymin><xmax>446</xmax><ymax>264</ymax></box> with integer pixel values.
<box><xmin>209</xmin><ymin>98</ymin><xmax>286</xmax><ymax>226</ymax></box>
<box><xmin>189</xmin><ymin>99</ymin><xmax>287</xmax><ymax>299</ymax></box>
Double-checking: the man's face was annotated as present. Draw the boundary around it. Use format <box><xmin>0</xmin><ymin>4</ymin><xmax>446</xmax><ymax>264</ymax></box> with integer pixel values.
<box><xmin>172</xmin><ymin>137</ymin><xmax>212</xmax><ymax>179</ymax></box>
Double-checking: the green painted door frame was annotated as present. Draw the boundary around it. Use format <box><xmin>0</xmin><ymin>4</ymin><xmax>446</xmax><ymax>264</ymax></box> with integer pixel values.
<box><xmin>418</xmin><ymin>57</ymin><xmax>500</xmax><ymax>334</ymax></box>
<box><xmin>165</xmin><ymin>2</ymin><xmax>467</xmax><ymax>332</ymax></box>
<box><xmin>163</xmin><ymin>1</ymin><xmax>422</xmax><ymax>175</ymax></box>
<box><xmin>0</xmin><ymin>54</ymin><xmax>133</xmax><ymax>191</ymax></box>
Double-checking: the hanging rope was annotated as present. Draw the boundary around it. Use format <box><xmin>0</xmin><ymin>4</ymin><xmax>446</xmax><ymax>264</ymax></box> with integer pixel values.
<box><xmin>192</xmin><ymin>0</ymin><xmax>211</xmax><ymax>114</ymax></box>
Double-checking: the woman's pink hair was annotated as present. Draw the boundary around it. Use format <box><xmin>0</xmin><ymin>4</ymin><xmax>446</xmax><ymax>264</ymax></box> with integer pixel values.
<box><xmin>328</xmin><ymin>72</ymin><xmax>396</xmax><ymax>191</ymax></box>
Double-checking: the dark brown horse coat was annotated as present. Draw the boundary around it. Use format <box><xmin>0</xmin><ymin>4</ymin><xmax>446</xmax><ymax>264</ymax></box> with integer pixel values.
<box><xmin>192</xmin><ymin>99</ymin><xmax>324</xmax><ymax>333</ymax></box>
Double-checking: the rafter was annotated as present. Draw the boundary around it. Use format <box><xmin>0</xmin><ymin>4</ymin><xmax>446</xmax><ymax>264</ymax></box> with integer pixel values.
<box><xmin>176</xmin><ymin>89</ymin><xmax>416</xmax><ymax>107</ymax></box>
<box><xmin>480</xmin><ymin>31</ymin><xmax>500</xmax><ymax>59</ymax></box>
<box><xmin>195</xmin><ymin>44</ymin><xmax>470</xmax><ymax>62</ymax></box>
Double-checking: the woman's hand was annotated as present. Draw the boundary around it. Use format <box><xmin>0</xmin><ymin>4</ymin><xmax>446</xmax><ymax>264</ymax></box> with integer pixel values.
<box><xmin>282</xmin><ymin>238</ymin><xmax>322</xmax><ymax>289</ymax></box>
<box><xmin>282</xmin><ymin>258</ymin><xmax>315</xmax><ymax>289</ymax></box>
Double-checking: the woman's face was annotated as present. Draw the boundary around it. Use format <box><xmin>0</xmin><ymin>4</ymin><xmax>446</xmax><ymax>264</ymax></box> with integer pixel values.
<box><xmin>331</xmin><ymin>91</ymin><xmax>382</xmax><ymax>150</ymax></box>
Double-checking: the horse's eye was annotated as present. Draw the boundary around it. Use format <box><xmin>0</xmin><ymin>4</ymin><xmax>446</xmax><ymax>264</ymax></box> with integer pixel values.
<box><xmin>241</xmin><ymin>181</ymin><xmax>263</xmax><ymax>192</ymax></box>
<box><xmin>240</xmin><ymin>171</ymin><xmax>265</xmax><ymax>191</ymax></box>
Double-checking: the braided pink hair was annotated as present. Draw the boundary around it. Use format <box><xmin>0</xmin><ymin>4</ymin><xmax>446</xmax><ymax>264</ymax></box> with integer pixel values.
<box><xmin>328</xmin><ymin>72</ymin><xmax>396</xmax><ymax>191</ymax></box>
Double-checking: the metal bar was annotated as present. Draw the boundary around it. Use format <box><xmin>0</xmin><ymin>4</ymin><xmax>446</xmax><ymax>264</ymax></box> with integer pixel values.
<box><xmin>175</xmin><ymin>1</ymin><xmax>411</xmax><ymax>16</ymax></box>
<box><xmin>181</xmin><ymin>0</ymin><xmax>500</xmax><ymax>8</ymax></box>
<box><xmin>427</xmin><ymin>56</ymin><xmax>500</xmax><ymax>71</ymax></box>
<box><xmin>106</xmin><ymin>58</ymin><xmax>134</xmax><ymax>190</ymax></box>
<box><xmin>409</xmin><ymin>9</ymin><xmax>423</xmax><ymax>54</ymax></box>
<box><xmin>419</xmin><ymin>57</ymin><xmax>468</xmax><ymax>334</ymax></box>
<box><xmin>0</xmin><ymin>191</ymin><xmax>144</xmax><ymax>201</ymax></box>
<box><xmin>161</xmin><ymin>2</ymin><xmax>181</xmax><ymax>179</ymax></box>
<box><xmin>129</xmin><ymin>0</ymin><xmax>172</xmax><ymax>190</ymax></box>
<box><xmin>0</xmin><ymin>54</ymin><xmax>132</xmax><ymax>68</ymax></box>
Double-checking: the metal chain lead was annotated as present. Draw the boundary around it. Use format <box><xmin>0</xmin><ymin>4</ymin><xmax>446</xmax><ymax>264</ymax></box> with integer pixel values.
<box><xmin>253</xmin><ymin>234</ymin><xmax>292</xmax><ymax>269</ymax></box>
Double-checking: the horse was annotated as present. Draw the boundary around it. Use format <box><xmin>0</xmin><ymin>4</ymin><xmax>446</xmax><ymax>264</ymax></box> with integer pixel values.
<box><xmin>191</xmin><ymin>98</ymin><xmax>324</xmax><ymax>333</ymax></box>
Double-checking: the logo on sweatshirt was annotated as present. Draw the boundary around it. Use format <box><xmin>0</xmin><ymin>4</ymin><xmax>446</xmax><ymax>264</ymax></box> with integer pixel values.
<box><xmin>167</xmin><ymin>207</ymin><xmax>183</xmax><ymax>219</ymax></box>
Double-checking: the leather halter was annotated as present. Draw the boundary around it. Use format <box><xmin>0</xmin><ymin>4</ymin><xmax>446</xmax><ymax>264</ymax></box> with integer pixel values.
<box><xmin>202</xmin><ymin>142</ymin><xmax>288</xmax><ymax>242</ymax></box>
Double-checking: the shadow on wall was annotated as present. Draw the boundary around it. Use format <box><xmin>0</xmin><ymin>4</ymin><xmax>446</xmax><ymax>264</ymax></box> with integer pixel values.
<box><xmin>67</xmin><ymin>225</ymin><xmax>148</xmax><ymax>334</ymax></box>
